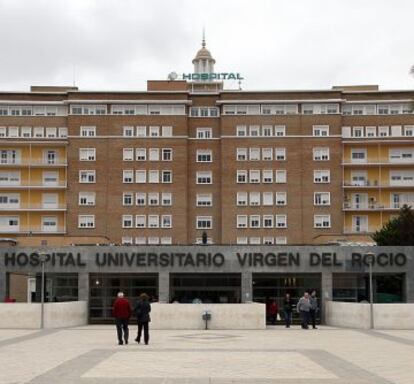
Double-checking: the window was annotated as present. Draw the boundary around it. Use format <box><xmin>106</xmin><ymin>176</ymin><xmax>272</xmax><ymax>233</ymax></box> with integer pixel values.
<box><xmin>148</xmin><ymin>192</ymin><xmax>159</xmax><ymax>206</ymax></box>
<box><xmin>262</xmin><ymin>125</ymin><xmax>273</xmax><ymax>137</ymax></box>
<box><xmin>237</xmin><ymin>215</ymin><xmax>248</xmax><ymax>228</ymax></box>
<box><xmin>79</xmin><ymin>170</ymin><xmax>95</xmax><ymax>183</ymax></box>
<box><xmin>263</xmin><ymin>215</ymin><xmax>274</xmax><ymax>228</ymax></box>
<box><xmin>162</xmin><ymin>148</ymin><xmax>173</xmax><ymax>161</ymax></box>
<box><xmin>404</xmin><ymin>126</ymin><xmax>414</xmax><ymax>137</ymax></box>
<box><xmin>148</xmin><ymin>215</ymin><xmax>160</xmax><ymax>228</ymax></box>
<box><xmin>161</xmin><ymin>215</ymin><xmax>172</xmax><ymax>228</ymax></box>
<box><xmin>197</xmin><ymin>128</ymin><xmax>212</xmax><ymax>139</ymax></box>
<box><xmin>123</xmin><ymin>148</ymin><xmax>134</xmax><ymax>161</ymax></box>
<box><xmin>136</xmin><ymin>148</ymin><xmax>146</xmax><ymax>161</ymax></box>
<box><xmin>237</xmin><ymin>237</ymin><xmax>248</xmax><ymax>245</ymax></box>
<box><xmin>135</xmin><ymin>237</ymin><xmax>146</xmax><ymax>245</ymax></box>
<box><xmin>196</xmin><ymin>216</ymin><xmax>212</xmax><ymax>229</ymax></box>
<box><xmin>0</xmin><ymin>194</ymin><xmax>20</xmax><ymax>208</ymax></box>
<box><xmin>313</xmin><ymin>125</ymin><xmax>329</xmax><ymax>136</ymax></box>
<box><xmin>237</xmin><ymin>192</ymin><xmax>248</xmax><ymax>206</ymax></box>
<box><xmin>149</xmin><ymin>126</ymin><xmax>160</xmax><ymax>137</ymax></box>
<box><xmin>313</xmin><ymin>147</ymin><xmax>330</xmax><ymax>161</ymax></box>
<box><xmin>275</xmin><ymin>170</ymin><xmax>287</xmax><ymax>183</ymax></box>
<box><xmin>136</xmin><ymin>126</ymin><xmax>146</xmax><ymax>137</ymax></box>
<box><xmin>275</xmin><ymin>215</ymin><xmax>287</xmax><ymax>228</ymax></box>
<box><xmin>366</xmin><ymin>127</ymin><xmax>376</xmax><ymax>137</ymax></box>
<box><xmin>79</xmin><ymin>148</ymin><xmax>96</xmax><ymax>161</ymax></box>
<box><xmin>249</xmin><ymin>192</ymin><xmax>260</xmax><ymax>206</ymax></box>
<box><xmin>197</xmin><ymin>149</ymin><xmax>212</xmax><ymax>162</ymax></box>
<box><xmin>123</xmin><ymin>126</ymin><xmax>134</xmax><ymax>137</ymax></box>
<box><xmin>122</xmin><ymin>193</ymin><xmax>133</xmax><ymax>206</ymax></box>
<box><xmin>149</xmin><ymin>148</ymin><xmax>160</xmax><ymax>161</ymax></box>
<box><xmin>79</xmin><ymin>192</ymin><xmax>95</xmax><ymax>206</ymax></box>
<box><xmin>135</xmin><ymin>170</ymin><xmax>146</xmax><ymax>183</ymax></box>
<box><xmin>276</xmin><ymin>192</ymin><xmax>287</xmax><ymax>205</ymax></box>
<box><xmin>353</xmin><ymin>127</ymin><xmax>364</xmax><ymax>137</ymax></box>
<box><xmin>314</xmin><ymin>215</ymin><xmax>331</xmax><ymax>228</ymax></box>
<box><xmin>80</xmin><ymin>126</ymin><xmax>96</xmax><ymax>137</ymax></box>
<box><xmin>314</xmin><ymin>170</ymin><xmax>330</xmax><ymax>183</ymax></box>
<box><xmin>249</xmin><ymin>148</ymin><xmax>260</xmax><ymax>161</ymax></box>
<box><xmin>275</xmin><ymin>237</ymin><xmax>287</xmax><ymax>245</ymax></box>
<box><xmin>0</xmin><ymin>127</ymin><xmax>5</xmax><ymax>138</ymax></box>
<box><xmin>237</xmin><ymin>148</ymin><xmax>247</xmax><ymax>161</ymax></box>
<box><xmin>45</xmin><ymin>127</ymin><xmax>57</xmax><ymax>138</ymax></box>
<box><xmin>34</xmin><ymin>127</ymin><xmax>44</xmax><ymax>138</ymax></box>
<box><xmin>161</xmin><ymin>237</ymin><xmax>172</xmax><ymax>245</ymax></box>
<box><xmin>314</xmin><ymin>192</ymin><xmax>330</xmax><ymax>206</ymax></box>
<box><xmin>197</xmin><ymin>194</ymin><xmax>213</xmax><ymax>206</ymax></box>
<box><xmin>249</xmin><ymin>237</ymin><xmax>261</xmax><ymax>245</ymax></box>
<box><xmin>378</xmin><ymin>126</ymin><xmax>389</xmax><ymax>137</ymax></box>
<box><xmin>122</xmin><ymin>237</ymin><xmax>133</xmax><ymax>245</ymax></box>
<box><xmin>123</xmin><ymin>170</ymin><xmax>134</xmax><ymax>183</ymax></box>
<box><xmin>78</xmin><ymin>215</ymin><xmax>95</xmax><ymax>228</ymax></box>
<box><xmin>389</xmin><ymin>148</ymin><xmax>414</xmax><ymax>163</ymax></box>
<box><xmin>249</xmin><ymin>170</ymin><xmax>260</xmax><ymax>183</ymax></box>
<box><xmin>8</xmin><ymin>127</ymin><xmax>18</xmax><ymax>138</ymax></box>
<box><xmin>148</xmin><ymin>237</ymin><xmax>160</xmax><ymax>245</ymax></box>
<box><xmin>122</xmin><ymin>215</ymin><xmax>134</xmax><ymax>228</ymax></box>
<box><xmin>275</xmin><ymin>126</ymin><xmax>286</xmax><ymax>136</ymax></box>
<box><xmin>263</xmin><ymin>192</ymin><xmax>274</xmax><ymax>206</ymax></box>
<box><xmin>0</xmin><ymin>150</ymin><xmax>20</xmax><ymax>164</ymax></box>
<box><xmin>249</xmin><ymin>125</ymin><xmax>260</xmax><ymax>137</ymax></box>
<box><xmin>351</xmin><ymin>148</ymin><xmax>367</xmax><ymax>163</ymax></box>
<box><xmin>197</xmin><ymin>171</ymin><xmax>212</xmax><ymax>184</ymax></box>
<box><xmin>0</xmin><ymin>216</ymin><xmax>19</xmax><ymax>231</ymax></box>
<box><xmin>236</xmin><ymin>125</ymin><xmax>247</xmax><ymax>137</ymax></box>
<box><xmin>263</xmin><ymin>237</ymin><xmax>274</xmax><ymax>245</ymax></box>
<box><xmin>43</xmin><ymin>171</ymin><xmax>59</xmax><ymax>186</ymax></box>
<box><xmin>161</xmin><ymin>193</ymin><xmax>172</xmax><ymax>206</ymax></box>
<box><xmin>59</xmin><ymin>127</ymin><xmax>68</xmax><ymax>138</ymax></box>
<box><xmin>21</xmin><ymin>127</ymin><xmax>31</xmax><ymax>138</ymax></box>
<box><xmin>136</xmin><ymin>192</ymin><xmax>146</xmax><ymax>206</ymax></box>
<box><xmin>162</xmin><ymin>170</ymin><xmax>172</xmax><ymax>183</ymax></box>
<box><xmin>237</xmin><ymin>170</ymin><xmax>247</xmax><ymax>183</ymax></box>
<box><xmin>275</xmin><ymin>148</ymin><xmax>286</xmax><ymax>161</ymax></box>
<box><xmin>262</xmin><ymin>170</ymin><xmax>273</xmax><ymax>183</ymax></box>
<box><xmin>148</xmin><ymin>170</ymin><xmax>159</xmax><ymax>183</ymax></box>
<box><xmin>250</xmin><ymin>215</ymin><xmax>260</xmax><ymax>228</ymax></box>
<box><xmin>262</xmin><ymin>148</ymin><xmax>273</xmax><ymax>161</ymax></box>
<box><xmin>135</xmin><ymin>215</ymin><xmax>146</xmax><ymax>228</ymax></box>
<box><xmin>162</xmin><ymin>126</ymin><xmax>173</xmax><ymax>137</ymax></box>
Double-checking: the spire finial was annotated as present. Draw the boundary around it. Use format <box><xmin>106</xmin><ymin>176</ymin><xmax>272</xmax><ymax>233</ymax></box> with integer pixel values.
<box><xmin>202</xmin><ymin>27</ymin><xmax>206</xmax><ymax>48</ymax></box>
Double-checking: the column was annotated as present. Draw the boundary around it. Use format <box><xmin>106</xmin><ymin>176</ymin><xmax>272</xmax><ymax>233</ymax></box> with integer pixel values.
<box><xmin>0</xmin><ymin>271</ymin><xmax>8</xmax><ymax>301</ymax></box>
<box><xmin>158</xmin><ymin>272</ymin><xmax>170</xmax><ymax>303</ymax></box>
<box><xmin>241</xmin><ymin>271</ymin><xmax>253</xmax><ymax>303</ymax></box>
<box><xmin>321</xmin><ymin>271</ymin><xmax>333</xmax><ymax>324</ymax></box>
<box><xmin>78</xmin><ymin>272</ymin><xmax>90</xmax><ymax>302</ymax></box>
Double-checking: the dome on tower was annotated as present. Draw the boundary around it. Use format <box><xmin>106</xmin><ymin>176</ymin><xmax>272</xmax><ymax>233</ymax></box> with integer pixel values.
<box><xmin>192</xmin><ymin>47</ymin><xmax>215</xmax><ymax>63</ymax></box>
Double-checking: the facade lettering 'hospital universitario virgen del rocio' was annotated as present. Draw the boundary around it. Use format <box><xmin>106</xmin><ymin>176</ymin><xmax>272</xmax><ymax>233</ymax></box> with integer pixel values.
<box><xmin>0</xmin><ymin>38</ymin><xmax>413</xmax><ymax>322</ymax></box>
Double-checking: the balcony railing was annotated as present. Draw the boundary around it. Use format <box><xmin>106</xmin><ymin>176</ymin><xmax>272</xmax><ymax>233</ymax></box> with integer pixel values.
<box><xmin>343</xmin><ymin>202</ymin><xmax>399</xmax><ymax>210</ymax></box>
<box><xmin>0</xmin><ymin>181</ymin><xmax>67</xmax><ymax>188</ymax></box>
<box><xmin>343</xmin><ymin>181</ymin><xmax>414</xmax><ymax>188</ymax></box>
<box><xmin>343</xmin><ymin>226</ymin><xmax>378</xmax><ymax>234</ymax></box>
<box><xmin>0</xmin><ymin>204</ymin><xmax>66</xmax><ymax>210</ymax></box>
<box><xmin>0</xmin><ymin>159</ymin><xmax>67</xmax><ymax>166</ymax></box>
<box><xmin>0</xmin><ymin>226</ymin><xmax>66</xmax><ymax>234</ymax></box>
<box><xmin>342</xmin><ymin>158</ymin><xmax>414</xmax><ymax>165</ymax></box>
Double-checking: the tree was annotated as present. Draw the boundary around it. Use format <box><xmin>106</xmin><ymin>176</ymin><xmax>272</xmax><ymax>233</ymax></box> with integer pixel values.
<box><xmin>371</xmin><ymin>205</ymin><xmax>414</xmax><ymax>245</ymax></box>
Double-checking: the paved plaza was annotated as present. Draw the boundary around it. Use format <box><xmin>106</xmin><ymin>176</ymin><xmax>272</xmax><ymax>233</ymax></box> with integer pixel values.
<box><xmin>0</xmin><ymin>326</ymin><xmax>413</xmax><ymax>384</ymax></box>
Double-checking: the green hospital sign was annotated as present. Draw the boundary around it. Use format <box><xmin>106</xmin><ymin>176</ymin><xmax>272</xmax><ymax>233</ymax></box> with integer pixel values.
<box><xmin>182</xmin><ymin>72</ymin><xmax>244</xmax><ymax>81</ymax></box>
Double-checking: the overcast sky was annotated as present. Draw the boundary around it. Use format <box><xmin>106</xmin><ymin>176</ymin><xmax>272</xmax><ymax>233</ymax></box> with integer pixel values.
<box><xmin>0</xmin><ymin>0</ymin><xmax>413</xmax><ymax>92</ymax></box>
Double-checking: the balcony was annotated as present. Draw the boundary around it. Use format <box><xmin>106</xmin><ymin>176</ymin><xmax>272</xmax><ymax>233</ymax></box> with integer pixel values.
<box><xmin>343</xmin><ymin>226</ymin><xmax>378</xmax><ymax>234</ymax></box>
<box><xmin>0</xmin><ymin>226</ymin><xmax>66</xmax><ymax>234</ymax></box>
<box><xmin>0</xmin><ymin>159</ymin><xmax>67</xmax><ymax>167</ymax></box>
<box><xmin>0</xmin><ymin>203</ymin><xmax>67</xmax><ymax>211</ymax></box>
<box><xmin>343</xmin><ymin>202</ymin><xmax>399</xmax><ymax>211</ymax></box>
<box><xmin>0</xmin><ymin>181</ymin><xmax>67</xmax><ymax>189</ymax></box>
<box><xmin>343</xmin><ymin>181</ymin><xmax>414</xmax><ymax>188</ymax></box>
<box><xmin>342</xmin><ymin>158</ymin><xmax>414</xmax><ymax>166</ymax></box>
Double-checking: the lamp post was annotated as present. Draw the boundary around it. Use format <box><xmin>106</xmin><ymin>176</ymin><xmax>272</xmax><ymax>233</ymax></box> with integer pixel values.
<box><xmin>365</xmin><ymin>251</ymin><xmax>375</xmax><ymax>329</ymax></box>
<box><xmin>39</xmin><ymin>252</ymin><xmax>47</xmax><ymax>329</ymax></box>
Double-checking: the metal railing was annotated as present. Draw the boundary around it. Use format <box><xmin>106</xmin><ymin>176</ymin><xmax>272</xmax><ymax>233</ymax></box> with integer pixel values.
<box><xmin>0</xmin><ymin>203</ymin><xmax>66</xmax><ymax>210</ymax></box>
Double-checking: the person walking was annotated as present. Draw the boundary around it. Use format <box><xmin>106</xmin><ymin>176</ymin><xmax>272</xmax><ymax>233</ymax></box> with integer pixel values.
<box><xmin>269</xmin><ymin>300</ymin><xmax>278</xmax><ymax>325</ymax></box>
<box><xmin>282</xmin><ymin>293</ymin><xmax>293</xmax><ymax>328</ymax></box>
<box><xmin>112</xmin><ymin>291</ymin><xmax>131</xmax><ymax>345</ymax></box>
<box><xmin>309</xmin><ymin>290</ymin><xmax>318</xmax><ymax>329</ymax></box>
<box><xmin>133</xmin><ymin>293</ymin><xmax>152</xmax><ymax>345</ymax></box>
<box><xmin>296</xmin><ymin>291</ymin><xmax>311</xmax><ymax>329</ymax></box>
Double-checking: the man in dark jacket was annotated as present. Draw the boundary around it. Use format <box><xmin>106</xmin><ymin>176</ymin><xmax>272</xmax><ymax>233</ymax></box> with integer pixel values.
<box><xmin>112</xmin><ymin>291</ymin><xmax>131</xmax><ymax>345</ymax></box>
<box><xmin>133</xmin><ymin>293</ymin><xmax>151</xmax><ymax>345</ymax></box>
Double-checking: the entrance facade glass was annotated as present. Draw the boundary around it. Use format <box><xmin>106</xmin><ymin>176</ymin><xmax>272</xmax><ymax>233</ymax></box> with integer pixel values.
<box><xmin>170</xmin><ymin>273</ymin><xmax>241</xmax><ymax>303</ymax></box>
<box><xmin>89</xmin><ymin>273</ymin><xmax>158</xmax><ymax>322</ymax></box>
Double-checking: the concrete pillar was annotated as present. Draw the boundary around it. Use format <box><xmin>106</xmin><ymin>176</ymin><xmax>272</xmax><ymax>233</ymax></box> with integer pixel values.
<box><xmin>405</xmin><ymin>270</ymin><xmax>414</xmax><ymax>303</ymax></box>
<box><xmin>241</xmin><ymin>272</ymin><xmax>253</xmax><ymax>303</ymax></box>
<box><xmin>158</xmin><ymin>272</ymin><xmax>170</xmax><ymax>303</ymax></box>
<box><xmin>78</xmin><ymin>272</ymin><xmax>89</xmax><ymax>301</ymax></box>
<box><xmin>321</xmin><ymin>271</ymin><xmax>333</xmax><ymax>323</ymax></box>
<box><xmin>0</xmin><ymin>271</ymin><xmax>8</xmax><ymax>301</ymax></box>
